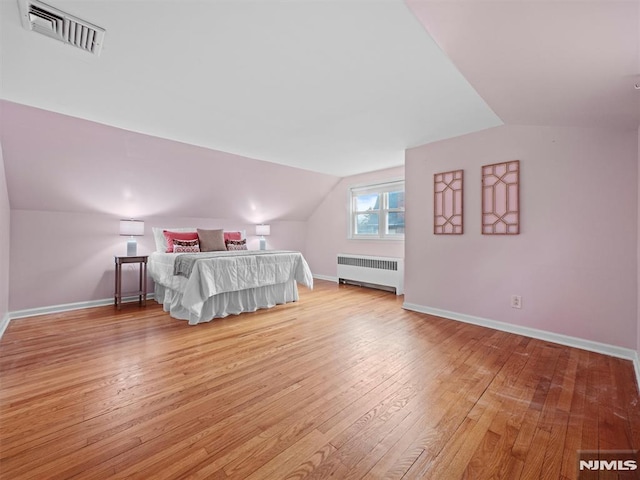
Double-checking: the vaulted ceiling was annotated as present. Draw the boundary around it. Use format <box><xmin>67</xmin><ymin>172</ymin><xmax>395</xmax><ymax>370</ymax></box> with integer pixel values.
<box><xmin>0</xmin><ymin>0</ymin><xmax>638</xmax><ymax>218</ymax></box>
<box><xmin>0</xmin><ymin>0</ymin><xmax>503</xmax><ymax>178</ymax></box>
<box><xmin>406</xmin><ymin>0</ymin><xmax>639</xmax><ymax>131</ymax></box>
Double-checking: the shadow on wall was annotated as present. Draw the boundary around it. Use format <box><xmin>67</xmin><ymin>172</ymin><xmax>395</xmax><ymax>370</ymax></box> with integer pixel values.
<box><xmin>95</xmin><ymin>263</ymin><xmax>155</xmax><ymax>302</ymax></box>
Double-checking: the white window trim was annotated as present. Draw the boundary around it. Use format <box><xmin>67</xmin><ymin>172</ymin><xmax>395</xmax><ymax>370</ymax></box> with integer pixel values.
<box><xmin>348</xmin><ymin>179</ymin><xmax>405</xmax><ymax>240</ymax></box>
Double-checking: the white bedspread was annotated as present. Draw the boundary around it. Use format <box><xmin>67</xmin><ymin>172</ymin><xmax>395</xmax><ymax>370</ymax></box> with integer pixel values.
<box><xmin>148</xmin><ymin>251</ymin><xmax>313</xmax><ymax>320</ymax></box>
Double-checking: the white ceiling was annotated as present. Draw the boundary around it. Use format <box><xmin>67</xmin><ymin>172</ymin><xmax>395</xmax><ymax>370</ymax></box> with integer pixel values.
<box><xmin>0</xmin><ymin>0</ymin><xmax>502</xmax><ymax>177</ymax></box>
<box><xmin>1</xmin><ymin>1</ymin><xmax>638</xmax><ymax>179</ymax></box>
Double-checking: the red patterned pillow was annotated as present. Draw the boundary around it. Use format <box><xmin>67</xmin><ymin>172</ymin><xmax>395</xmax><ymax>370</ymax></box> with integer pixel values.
<box><xmin>173</xmin><ymin>238</ymin><xmax>200</xmax><ymax>253</ymax></box>
<box><xmin>226</xmin><ymin>239</ymin><xmax>247</xmax><ymax>251</ymax></box>
<box><xmin>163</xmin><ymin>230</ymin><xmax>199</xmax><ymax>252</ymax></box>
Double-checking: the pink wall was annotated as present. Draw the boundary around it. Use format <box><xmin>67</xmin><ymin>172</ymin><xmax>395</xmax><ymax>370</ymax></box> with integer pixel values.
<box><xmin>405</xmin><ymin>125</ymin><xmax>638</xmax><ymax>349</ymax></box>
<box><xmin>0</xmin><ymin>101</ymin><xmax>339</xmax><ymax>222</ymax></box>
<box><xmin>637</xmin><ymin>125</ymin><xmax>640</xmax><ymax>359</ymax></box>
<box><xmin>305</xmin><ymin>166</ymin><xmax>404</xmax><ymax>278</ymax></box>
<box><xmin>9</xmin><ymin>210</ymin><xmax>307</xmax><ymax>311</ymax></box>
<box><xmin>0</xmin><ymin>101</ymin><xmax>331</xmax><ymax>312</ymax></box>
<box><xmin>0</xmin><ymin>144</ymin><xmax>9</xmax><ymax>321</ymax></box>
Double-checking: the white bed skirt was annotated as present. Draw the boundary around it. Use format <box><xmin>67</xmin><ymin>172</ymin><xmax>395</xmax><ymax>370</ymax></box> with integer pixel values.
<box><xmin>154</xmin><ymin>279</ymin><xmax>299</xmax><ymax>325</ymax></box>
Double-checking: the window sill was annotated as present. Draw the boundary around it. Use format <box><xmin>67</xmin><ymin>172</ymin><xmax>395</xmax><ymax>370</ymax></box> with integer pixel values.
<box><xmin>348</xmin><ymin>237</ymin><xmax>405</xmax><ymax>242</ymax></box>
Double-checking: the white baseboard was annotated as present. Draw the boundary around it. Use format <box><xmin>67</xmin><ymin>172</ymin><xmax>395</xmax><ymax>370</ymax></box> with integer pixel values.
<box><xmin>403</xmin><ymin>302</ymin><xmax>640</xmax><ymax>393</ymax></box>
<box><xmin>0</xmin><ymin>295</ymin><xmax>156</xmax><ymax>340</ymax></box>
<box><xmin>0</xmin><ymin>312</ymin><xmax>9</xmax><ymax>339</ymax></box>
<box><xmin>313</xmin><ymin>274</ymin><xmax>338</xmax><ymax>283</ymax></box>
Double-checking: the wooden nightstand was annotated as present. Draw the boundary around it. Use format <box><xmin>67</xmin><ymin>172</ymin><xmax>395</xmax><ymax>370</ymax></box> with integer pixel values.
<box><xmin>114</xmin><ymin>255</ymin><xmax>148</xmax><ymax>310</ymax></box>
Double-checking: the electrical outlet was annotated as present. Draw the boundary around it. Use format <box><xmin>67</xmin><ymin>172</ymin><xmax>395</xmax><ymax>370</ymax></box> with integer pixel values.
<box><xmin>511</xmin><ymin>295</ymin><xmax>522</xmax><ymax>309</ymax></box>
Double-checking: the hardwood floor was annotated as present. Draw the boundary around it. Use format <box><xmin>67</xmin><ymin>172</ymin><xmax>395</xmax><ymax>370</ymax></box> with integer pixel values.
<box><xmin>1</xmin><ymin>280</ymin><xmax>638</xmax><ymax>479</ymax></box>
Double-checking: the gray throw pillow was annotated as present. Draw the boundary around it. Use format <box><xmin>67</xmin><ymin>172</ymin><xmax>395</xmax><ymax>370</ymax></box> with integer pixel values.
<box><xmin>197</xmin><ymin>229</ymin><xmax>227</xmax><ymax>252</ymax></box>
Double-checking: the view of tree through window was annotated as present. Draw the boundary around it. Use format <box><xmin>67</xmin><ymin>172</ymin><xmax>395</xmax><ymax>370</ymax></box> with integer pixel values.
<box><xmin>387</xmin><ymin>191</ymin><xmax>405</xmax><ymax>234</ymax></box>
<box><xmin>351</xmin><ymin>181</ymin><xmax>405</xmax><ymax>239</ymax></box>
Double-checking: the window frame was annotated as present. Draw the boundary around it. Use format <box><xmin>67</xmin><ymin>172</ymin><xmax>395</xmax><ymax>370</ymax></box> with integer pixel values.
<box><xmin>348</xmin><ymin>180</ymin><xmax>405</xmax><ymax>240</ymax></box>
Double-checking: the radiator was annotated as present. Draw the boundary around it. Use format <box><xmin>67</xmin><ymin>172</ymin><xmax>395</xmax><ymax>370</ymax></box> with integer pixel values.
<box><xmin>337</xmin><ymin>254</ymin><xmax>404</xmax><ymax>295</ymax></box>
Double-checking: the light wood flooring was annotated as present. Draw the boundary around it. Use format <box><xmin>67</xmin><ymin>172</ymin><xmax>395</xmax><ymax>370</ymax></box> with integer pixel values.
<box><xmin>1</xmin><ymin>280</ymin><xmax>639</xmax><ymax>479</ymax></box>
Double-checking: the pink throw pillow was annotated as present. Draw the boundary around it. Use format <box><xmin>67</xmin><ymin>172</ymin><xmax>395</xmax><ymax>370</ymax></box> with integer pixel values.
<box><xmin>163</xmin><ymin>230</ymin><xmax>198</xmax><ymax>253</ymax></box>
<box><xmin>224</xmin><ymin>231</ymin><xmax>242</xmax><ymax>241</ymax></box>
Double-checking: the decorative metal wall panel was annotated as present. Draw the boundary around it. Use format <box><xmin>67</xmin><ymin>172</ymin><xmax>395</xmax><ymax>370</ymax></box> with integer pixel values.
<box><xmin>434</xmin><ymin>169</ymin><xmax>463</xmax><ymax>234</ymax></box>
<box><xmin>481</xmin><ymin>160</ymin><xmax>520</xmax><ymax>235</ymax></box>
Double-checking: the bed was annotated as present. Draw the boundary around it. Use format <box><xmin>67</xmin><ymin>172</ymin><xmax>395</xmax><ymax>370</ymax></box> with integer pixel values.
<box><xmin>148</xmin><ymin>228</ymin><xmax>313</xmax><ymax>325</ymax></box>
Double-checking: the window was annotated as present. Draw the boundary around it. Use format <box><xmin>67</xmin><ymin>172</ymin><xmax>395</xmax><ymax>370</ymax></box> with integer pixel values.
<box><xmin>350</xmin><ymin>180</ymin><xmax>405</xmax><ymax>239</ymax></box>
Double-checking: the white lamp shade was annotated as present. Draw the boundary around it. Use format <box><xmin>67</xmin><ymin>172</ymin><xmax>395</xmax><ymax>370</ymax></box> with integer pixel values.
<box><xmin>255</xmin><ymin>224</ymin><xmax>271</xmax><ymax>236</ymax></box>
<box><xmin>120</xmin><ymin>220</ymin><xmax>145</xmax><ymax>236</ymax></box>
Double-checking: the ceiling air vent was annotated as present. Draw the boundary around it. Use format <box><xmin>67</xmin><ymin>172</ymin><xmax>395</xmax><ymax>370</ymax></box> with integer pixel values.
<box><xmin>18</xmin><ymin>0</ymin><xmax>105</xmax><ymax>56</ymax></box>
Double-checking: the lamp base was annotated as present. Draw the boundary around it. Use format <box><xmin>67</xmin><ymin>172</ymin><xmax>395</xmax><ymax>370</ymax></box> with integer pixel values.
<box><xmin>127</xmin><ymin>238</ymin><xmax>137</xmax><ymax>256</ymax></box>
<box><xmin>259</xmin><ymin>237</ymin><xmax>266</xmax><ymax>250</ymax></box>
